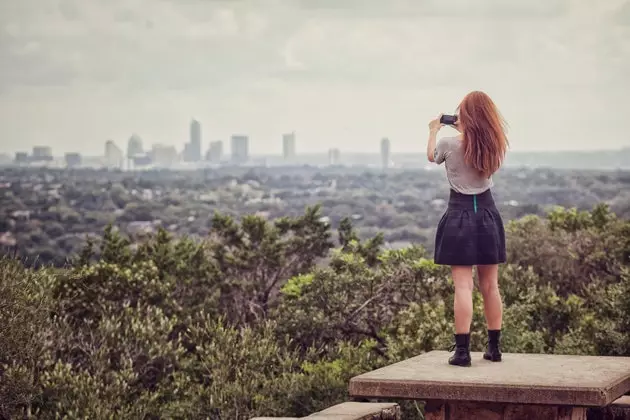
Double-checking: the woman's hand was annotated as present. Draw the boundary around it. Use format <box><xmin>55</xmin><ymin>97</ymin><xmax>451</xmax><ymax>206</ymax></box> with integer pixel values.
<box><xmin>429</xmin><ymin>114</ymin><xmax>444</xmax><ymax>133</ymax></box>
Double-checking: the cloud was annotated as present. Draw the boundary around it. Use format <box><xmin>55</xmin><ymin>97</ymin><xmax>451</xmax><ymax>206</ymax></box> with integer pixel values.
<box><xmin>296</xmin><ymin>0</ymin><xmax>569</xmax><ymax>19</ymax></box>
<box><xmin>0</xmin><ymin>0</ymin><xmax>285</xmax><ymax>92</ymax></box>
<box><xmin>1</xmin><ymin>0</ymin><xmax>623</xmax><ymax>92</ymax></box>
<box><xmin>0</xmin><ymin>0</ymin><xmax>628</xmax><ymax>154</ymax></box>
<box><xmin>618</xmin><ymin>1</ymin><xmax>630</xmax><ymax>26</ymax></box>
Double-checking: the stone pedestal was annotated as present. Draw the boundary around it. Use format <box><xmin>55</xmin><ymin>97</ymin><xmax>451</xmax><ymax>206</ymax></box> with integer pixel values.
<box><xmin>348</xmin><ymin>351</ymin><xmax>630</xmax><ymax>420</ymax></box>
<box><xmin>423</xmin><ymin>400</ymin><xmax>586</xmax><ymax>420</ymax></box>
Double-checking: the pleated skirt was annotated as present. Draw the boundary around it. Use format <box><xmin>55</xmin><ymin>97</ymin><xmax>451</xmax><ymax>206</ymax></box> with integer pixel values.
<box><xmin>434</xmin><ymin>188</ymin><xmax>507</xmax><ymax>266</ymax></box>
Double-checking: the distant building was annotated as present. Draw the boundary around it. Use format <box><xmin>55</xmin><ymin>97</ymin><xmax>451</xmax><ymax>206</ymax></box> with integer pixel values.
<box><xmin>65</xmin><ymin>152</ymin><xmax>82</xmax><ymax>168</ymax></box>
<box><xmin>132</xmin><ymin>154</ymin><xmax>152</xmax><ymax>167</ymax></box>
<box><xmin>105</xmin><ymin>140</ymin><xmax>124</xmax><ymax>169</ymax></box>
<box><xmin>126</xmin><ymin>134</ymin><xmax>145</xmax><ymax>169</ymax></box>
<box><xmin>127</xmin><ymin>134</ymin><xmax>144</xmax><ymax>158</ymax></box>
<box><xmin>182</xmin><ymin>143</ymin><xmax>191</xmax><ymax>162</ymax></box>
<box><xmin>328</xmin><ymin>148</ymin><xmax>341</xmax><ymax>165</ymax></box>
<box><xmin>190</xmin><ymin>119</ymin><xmax>202</xmax><ymax>162</ymax></box>
<box><xmin>32</xmin><ymin>146</ymin><xmax>53</xmax><ymax>161</ymax></box>
<box><xmin>231</xmin><ymin>135</ymin><xmax>249</xmax><ymax>164</ymax></box>
<box><xmin>380</xmin><ymin>137</ymin><xmax>391</xmax><ymax>169</ymax></box>
<box><xmin>150</xmin><ymin>144</ymin><xmax>178</xmax><ymax>167</ymax></box>
<box><xmin>282</xmin><ymin>132</ymin><xmax>296</xmax><ymax>160</ymax></box>
<box><xmin>206</xmin><ymin>140</ymin><xmax>223</xmax><ymax>163</ymax></box>
<box><xmin>14</xmin><ymin>152</ymin><xmax>29</xmax><ymax>164</ymax></box>
<box><xmin>183</xmin><ymin>119</ymin><xmax>202</xmax><ymax>162</ymax></box>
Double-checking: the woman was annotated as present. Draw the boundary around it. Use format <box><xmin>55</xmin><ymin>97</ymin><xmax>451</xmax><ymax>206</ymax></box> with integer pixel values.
<box><xmin>426</xmin><ymin>91</ymin><xmax>509</xmax><ymax>367</ymax></box>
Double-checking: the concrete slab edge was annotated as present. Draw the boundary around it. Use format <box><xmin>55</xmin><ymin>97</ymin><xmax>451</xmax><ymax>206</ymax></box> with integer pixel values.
<box><xmin>250</xmin><ymin>401</ymin><xmax>401</xmax><ymax>420</ymax></box>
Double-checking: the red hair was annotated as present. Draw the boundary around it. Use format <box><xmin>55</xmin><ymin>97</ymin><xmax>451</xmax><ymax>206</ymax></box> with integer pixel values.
<box><xmin>457</xmin><ymin>91</ymin><xmax>509</xmax><ymax>178</ymax></box>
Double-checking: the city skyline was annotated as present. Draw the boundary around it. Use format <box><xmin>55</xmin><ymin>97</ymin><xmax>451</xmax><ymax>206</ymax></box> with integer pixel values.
<box><xmin>8</xmin><ymin>134</ymin><xmax>630</xmax><ymax>172</ymax></box>
<box><xmin>8</xmin><ymin>122</ymin><xmax>396</xmax><ymax>169</ymax></box>
<box><xmin>1</xmin><ymin>1</ymin><xmax>629</xmax><ymax>155</ymax></box>
<box><xmin>11</xmin><ymin>123</ymin><xmax>630</xmax><ymax>163</ymax></box>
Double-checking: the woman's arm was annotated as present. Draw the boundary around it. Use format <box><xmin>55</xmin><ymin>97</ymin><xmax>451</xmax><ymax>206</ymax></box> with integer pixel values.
<box><xmin>426</xmin><ymin>129</ymin><xmax>439</xmax><ymax>162</ymax></box>
<box><xmin>426</xmin><ymin>115</ymin><xmax>444</xmax><ymax>162</ymax></box>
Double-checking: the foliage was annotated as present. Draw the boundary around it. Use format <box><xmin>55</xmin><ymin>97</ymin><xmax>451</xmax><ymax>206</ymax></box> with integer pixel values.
<box><xmin>3</xmin><ymin>166</ymin><xmax>630</xmax><ymax>267</ymax></box>
<box><xmin>0</xmin><ymin>203</ymin><xmax>629</xmax><ymax>419</ymax></box>
<box><xmin>0</xmin><ymin>258</ymin><xmax>52</xmax><ymax>419</ymax></box>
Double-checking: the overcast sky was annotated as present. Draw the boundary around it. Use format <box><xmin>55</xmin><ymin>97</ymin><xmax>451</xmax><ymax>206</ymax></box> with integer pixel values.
<box><xmin>1</xmin><ymin>0</ymin><xmax>629</xmax><ymax>156</ymax></box>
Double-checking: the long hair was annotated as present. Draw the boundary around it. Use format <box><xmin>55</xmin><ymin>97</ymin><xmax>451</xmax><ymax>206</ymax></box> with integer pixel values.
<box><xmin>457</xmin><ymin>91</ymin><xmax>509</xmax><ymax>178</ymax></box>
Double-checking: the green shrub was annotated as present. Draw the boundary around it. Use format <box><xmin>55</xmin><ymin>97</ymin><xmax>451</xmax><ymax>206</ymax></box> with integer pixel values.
<box><xmin>0</xmin><ymin>205</ymin><xmax>628</xmax><ymax>419</ymax></box>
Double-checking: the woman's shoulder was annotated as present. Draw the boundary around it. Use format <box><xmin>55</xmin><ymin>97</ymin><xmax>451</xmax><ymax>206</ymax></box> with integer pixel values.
<box><xmin>438</xmin><ymin>135</ymin><xmax>462</xmax><ymax>150</ymax></box>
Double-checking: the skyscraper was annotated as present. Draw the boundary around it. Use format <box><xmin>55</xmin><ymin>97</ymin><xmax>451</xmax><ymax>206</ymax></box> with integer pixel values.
<box><xmin>127</xmin><ymin>134</ymin><xmax>143</xmax><ymax>158</ymax></box>
<box><xmin>206</xmin><ymin>141</ymin><xmax>223</xmax><ymax>163</ymax></box>
<box><xmin>0</xmin><ymin>153</ymin><xmax>10</xmax><ymax>166</ymax></box>
<box><xmin>14</xmin><ymin>152</ymin><xmax>28</xmax><ymax>164</ymax></box>
<box><xmin>190</xmin><ymin>119</ymin><xmax>202</xmax><ymax>162</ymax></box>
<box><xmin>65</xmin><ymin>153</ymin><xmax>82</xmax><ymax>168</ymax></box>
<box><xmin>150</xmin><ymin>144</ymin><xmax>178</xmax><ymax>167</ymax></box>
<box><xmin>32</xmin><ymin>146</ymin><xmax>53</xmax><ymax>161</ymax></box>
<box><xmin>105</xmin><ymin>140</ymin><xmax>124</xmax><ymax>169</ymax></box>
<box><xmin>380</xmin><ymin>137</ymin><xmax>391</xmax><ymax>170</ymax></box>
<box><xmin>282</xmin><ymin>132</ymin><xmax>296</xmax><ymax>160</ymax></box>
<box><xmin>231</xmin><ymin>135</ymin><xmax>249</xmax><ymax>164</ymax></box>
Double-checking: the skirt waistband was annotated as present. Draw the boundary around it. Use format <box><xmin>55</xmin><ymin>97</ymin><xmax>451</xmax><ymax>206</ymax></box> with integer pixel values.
<box><xmin>447</xmin><ymin>188</ymin><xmax>496</xmax><ymax>211</ymax></box>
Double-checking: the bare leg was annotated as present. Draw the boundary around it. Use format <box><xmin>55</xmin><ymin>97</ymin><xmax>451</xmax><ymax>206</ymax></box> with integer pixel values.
<box><xmin>452</xmin><ymin>266</ymin><xmax>474</xmax><ymax>334</ymax></box>
<box><xmin>477</xmin><ymin>264</ymin><xmax>503</xmax><ymax>330</ymax></box>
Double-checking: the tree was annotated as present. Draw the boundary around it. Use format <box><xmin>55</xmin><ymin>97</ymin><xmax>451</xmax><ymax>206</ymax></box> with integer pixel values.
<box><xmin>0</xmin><ymin>258</ymin><xmax>52</xmax><ymax>418</ymax></box>
<box><xmin>208</xmin><ymin>205</ymin><xmax>334</xmax><ymax>324</ymax></box>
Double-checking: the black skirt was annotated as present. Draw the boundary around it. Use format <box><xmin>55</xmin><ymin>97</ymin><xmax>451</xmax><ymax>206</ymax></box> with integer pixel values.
<box><xmin>434</xmin><ymin>189</ymin><xmax>506</xmax><ymax>266</ymax></box>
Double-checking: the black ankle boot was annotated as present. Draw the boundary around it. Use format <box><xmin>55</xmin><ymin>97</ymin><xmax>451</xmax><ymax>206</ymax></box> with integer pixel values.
<box><xmin>448</xmin><ymin>333</ymin><xmax>471</xmax><ymax>367</ymax></box>
<box><xmin>483</xmin><ymin>329</ymin><xmax>502</xmax><ymax>362</ymax></box>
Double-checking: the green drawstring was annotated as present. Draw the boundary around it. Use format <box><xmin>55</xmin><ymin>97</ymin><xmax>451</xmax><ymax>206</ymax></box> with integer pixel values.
<box><xmin>473</xmin><ymin>195</ymin><xmax>478</xmax><ymax>213</ymax></box>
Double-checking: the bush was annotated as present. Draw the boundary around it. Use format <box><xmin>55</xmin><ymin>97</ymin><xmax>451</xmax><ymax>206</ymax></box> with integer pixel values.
<box><xmin>0</xmin><ymin>257</ymin><xmax>53</xmax><ymax>418</ymax></box>
<box><xmin>0</xmin><ymin>204</ymin><xmax>628</xmax><ymax>419</ymax></box>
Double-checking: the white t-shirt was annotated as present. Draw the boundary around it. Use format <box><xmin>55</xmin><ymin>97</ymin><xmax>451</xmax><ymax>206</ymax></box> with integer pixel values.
<box><xmin>434</xmin><ymin>136</ymin><xmax>494</xmax><ymax>195</ymax></box>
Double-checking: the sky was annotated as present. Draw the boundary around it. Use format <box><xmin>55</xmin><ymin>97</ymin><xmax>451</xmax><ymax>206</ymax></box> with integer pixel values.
<box><xmin>0</xmin><ymin>0</ymin><xmax>629</xmax><ymax>156</ymax></box>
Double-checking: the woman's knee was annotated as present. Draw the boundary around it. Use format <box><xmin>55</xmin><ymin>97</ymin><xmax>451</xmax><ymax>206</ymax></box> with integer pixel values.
<box><xmin>479</xmin><ymin>279</ymin><xmax>498</xmax><ymax>297</ymax></box>
<box><xmin>477</xmin><ymin>265</ymin><xmax>499</xmax><ymax>295</ymax></box>
<box><xmin>452</xmin><ymin>266</ymin><xmax>474</xmax><ymax>291</ymax></box>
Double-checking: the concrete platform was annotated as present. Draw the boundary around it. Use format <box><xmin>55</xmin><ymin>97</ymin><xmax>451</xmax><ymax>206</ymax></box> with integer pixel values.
<box><xmin>250</xmin><ymin>402</ymin><xmax>400</xmax><ymax>420</ymax></box>
<box><xmin>307</xmin><ymin>402</ymin><xmax>400</xmax><ymax>419</ymax></box>
<box><xmin>588</xmin><ymin>395</ymin><xmax>630</xmax><ymax>420</ymax></box>
<box><xmin>349</xmin><ymin>351</ymin><xmax>630</xmax><ymax>407</ymax></box>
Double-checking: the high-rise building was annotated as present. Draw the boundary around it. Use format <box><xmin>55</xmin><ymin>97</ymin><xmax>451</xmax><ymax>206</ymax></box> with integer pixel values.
<box><xmin>14</xmin><ymin>152</ymin><xmax>29</xmax><ymax>164</ymax></box>
<box><xmin>328</xmin><ymin>148</ymin><xmax>341</xmax><ymax>165</ymax></box>
<box><xmin>380</xmin><ymin>137</ymin><xmax>391</xmax><ymax>170</ymax></box>
<box><xmin>65</xmin><ymin>153</ymin><xmax>82</xmax><ymax>168</ymax></box>
<box><xmin>32</xmin><ymin>146</ymin><xmax>53</xmax><ymax>161</ymax></box>
<box><xmin>231</xmin><ymin>135</ymin><xmax>249</xmax><ymax>164</ymax></box>
<box><xmin>189</xmin><ymin>119</ymin><xmax>202</xmax><ymax>162</ymax></box>
<box><xmin>0</xmin><ymin>153</ymin><xmax>11</xmax><ymax>166</ymax></box>
<box><xmin>105</xmin><ymin>140</ymin><xmax>124</xmax><ymax>169</ymax></box>
<box><xmin>132</xmin><ymin>155</ymin><xmax>152</xmax><ymax>167</ymax></box>
<box><xmin>182</xmin><ymin>143</ymin><xmax>192</xmax><ymax>162</ymax></box>
<box><xmin>183</xmin><ymin>119</ymin><xmax>202</xmax><ymax>162</ymax></box>
<box><xmin>282</xmin><ymin>132</ymin><xmax>296</xmax><ymax>160</ymax></box>
<box><xmin>150</xmin><ymin>144</ymin><xmax>178</xmax><ymax>167</ymax></box>
<box><xmin>206</xmin><ymin>140</ymin><xmax>223</xmax><ymax>163</ymax></box>
<box><xmin>127</xmin><ymin>134</ymin><xmax>144</xmax><ymax>158</ymax></box>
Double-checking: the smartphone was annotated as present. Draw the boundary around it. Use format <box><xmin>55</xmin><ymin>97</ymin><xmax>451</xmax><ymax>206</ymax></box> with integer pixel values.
<box><xmin>440</xmin><ymin>114</ymin><xmax>458</xmax><ymax>125</ymax></box>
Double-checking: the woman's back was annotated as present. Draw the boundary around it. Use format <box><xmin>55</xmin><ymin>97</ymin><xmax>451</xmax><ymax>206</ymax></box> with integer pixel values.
<box><xmin>434</xmin><ymin>135</ymin><xmax>494</xmax><ymax>195</ymax></box>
